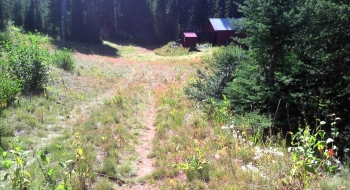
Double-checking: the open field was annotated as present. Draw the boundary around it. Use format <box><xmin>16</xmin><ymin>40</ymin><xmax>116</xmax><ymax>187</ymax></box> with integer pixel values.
<box><xmin>0</xmin><ymin>37</ymin><xmax>212</xmax><ymax>189</ymax></box>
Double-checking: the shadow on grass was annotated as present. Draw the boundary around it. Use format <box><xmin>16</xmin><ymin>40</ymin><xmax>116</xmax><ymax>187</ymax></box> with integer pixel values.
<box><xmin>51</xmin><ymin>40</ymin><xmax>119</xmax><ymax>57</ymax></box>
<box><xmin>103</xmin><ymin>38</ymin><xmax>159</xmax><ymax>51</ymax></box>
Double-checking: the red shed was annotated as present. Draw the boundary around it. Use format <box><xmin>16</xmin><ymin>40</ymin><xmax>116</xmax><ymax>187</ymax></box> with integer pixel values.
<box><xmin>183</xmin><ymin>32</ymin><xmax>197</xmax><ymax>48</ymax></box>
<box><xmin>205</xmin><ymin>18</ymin><xmax>244</xmax><ymax>46</ymax></box>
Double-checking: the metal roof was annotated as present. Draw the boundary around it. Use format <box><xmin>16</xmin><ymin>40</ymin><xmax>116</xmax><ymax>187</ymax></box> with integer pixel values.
<box><xmin>184</xmin><ymin>32</ymin><xmax>197</xmax><ymax>37</ymax></box>
<box><xmin>208</xmin><ymin>18</ymin><xmax>241</xmax><ymax>31</ymax></box>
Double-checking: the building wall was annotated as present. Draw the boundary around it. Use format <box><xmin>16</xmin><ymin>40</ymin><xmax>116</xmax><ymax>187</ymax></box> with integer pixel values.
<box><xmin>183</xmin><ymin>37</ymin><xmax>197</xmax><ymax>48</ymax></box>
<box><xmin>216</xmin><ymin>31</ymin><xmax>233</xmax><ymax>45</ymax></box>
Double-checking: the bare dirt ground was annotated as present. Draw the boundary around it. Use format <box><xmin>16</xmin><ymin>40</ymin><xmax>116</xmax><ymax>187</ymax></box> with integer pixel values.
<box><xmin>135</xmin><ymin>97</ymin><xmax>156</xmax><ymax>177</ymax></box>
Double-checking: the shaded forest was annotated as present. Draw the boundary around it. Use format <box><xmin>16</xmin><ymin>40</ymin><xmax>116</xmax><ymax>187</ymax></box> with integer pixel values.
<box><xmin>0</xmin><ymin>0</ymin><xmax>243</xmax><ymax>45</ymax></box>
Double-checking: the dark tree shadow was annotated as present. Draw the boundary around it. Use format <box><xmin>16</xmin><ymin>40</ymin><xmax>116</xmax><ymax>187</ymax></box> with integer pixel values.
<box><xmin>51</xmin><ymin>40</ymin><xmax>119</xmax><ymax>57</ymax></box>
<box><xmin>189</xmin><ymin>47</ymin><xmax>201</xmax><ymax>52</ymax></box>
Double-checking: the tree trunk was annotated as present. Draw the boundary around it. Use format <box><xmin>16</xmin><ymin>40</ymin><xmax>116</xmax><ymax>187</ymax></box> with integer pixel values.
<box><xmin>269</xmin><ymin>48</ymin><xmax>277</xmax><ymax>86</ymax></box>
<box><xmin>59</xmin><ymin>0</ymin><xmax>66</xmax><ymax>49</ymax></box>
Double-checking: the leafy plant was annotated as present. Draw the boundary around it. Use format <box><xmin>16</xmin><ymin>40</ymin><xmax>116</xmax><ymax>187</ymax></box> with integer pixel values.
<box><xmin>0</xmin><ymin>59</ymin><xmax>21</xmax><ymax>109</ymax></box>
<box><xmin>0</xmin><ymin>138</ymin><xmax>57</xmax><ymax>189</ymax></box>
<box><xmin>179</xmin><ymin>147</ymin><xmax>210</xmax><ymax>182</ymax></box>
<box><xmin>4</xmin><ymin>32</ymin><xmax>50</xmax><ymax>93</ymax></box>
<box><xmin>57</xmin><ymin>132</ymin><xmax>93</xmax><ymax>190</ymax></box>
<box><xmin>287</xmin><ymin>121</ymin><xmax>339</xmax><ymax>189</ymax></box>
<box><xmin>1</xmin><ymin>140</ymin><xmax>31</xmax><ymax>189</ymax></box>
<box><xmin>52</xmin><ymin>48</ymin><xmax>76</xmax><ymax>71</ymax></box>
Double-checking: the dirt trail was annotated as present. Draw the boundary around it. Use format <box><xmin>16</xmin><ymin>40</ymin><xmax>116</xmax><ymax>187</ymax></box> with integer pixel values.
<box><xmin>53</xmin><ymin>46</ymin><xmax>193</xmax><ymax>189</ymax></box>
<box><xmin>135</xmin><ymin>97</ymin><xmax>156</xmax><ymax>177</ymax></box>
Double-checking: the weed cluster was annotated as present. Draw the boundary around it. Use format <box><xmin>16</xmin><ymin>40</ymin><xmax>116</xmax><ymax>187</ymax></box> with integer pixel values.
<box><xmin>154</xmin><ymin>42</ymin><xmax>189</xmax><ymax>56</ymax></box>
<box><xmin>52</xmin><ymin>48</ymin><xmax>76</xmax><ymax>71</ymax></box>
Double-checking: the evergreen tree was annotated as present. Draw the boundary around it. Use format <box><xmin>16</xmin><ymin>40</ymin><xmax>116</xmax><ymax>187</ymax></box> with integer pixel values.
<box><xmin>98</xmin><ymin>0</ymin><xmax>117</xmax><ymax>38</ymax></box>
<box><xmin>85</xmin><ymin>0</ymin><xmax>101</xmax><ymax>44</ymax></box>
<box><xmin>0</xmin><ymin>0</ymin><xmax>4</xmax><ymax>30</ymax></box>
<box><xmin>224</xmin><ymin>0</ymin><xmax>350</xmax><ymax>133</ymax></box>
<box><xmin>34</xmin><ymin>0</ymin><xmax>42</xmax><ymax>31</ymax></box>
<box><xmin>71</xmin><ymin>0</ymin><xmax>85</xmax><ymax>42</ymax></box>
<box><xmin>13</xmin><ymin>0</ymin><xmax>25</xmax><ymax>27</ymax></box>
<box><xmin>24</xmin><ymin>0</ymin><xmax>36</xmax><ymax>32</ymax></box>
<box><xmin>214</xmin><ymin>0</ymin><xmax>225</xmax><ymax>17</ymax></box>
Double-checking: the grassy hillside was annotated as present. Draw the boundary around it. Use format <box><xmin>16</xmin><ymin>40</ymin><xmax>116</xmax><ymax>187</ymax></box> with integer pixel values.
<box><xmin>0</xmin><ymin>29</ymin><xmax>349</xmax><ymax>189</ymax></box>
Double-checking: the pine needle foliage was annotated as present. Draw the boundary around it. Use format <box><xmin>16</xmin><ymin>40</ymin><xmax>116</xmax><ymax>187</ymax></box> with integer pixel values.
<box><xmin>185</xmin><ymin>44</ymin><xmax>247</xmax><ymax>102</ymax></box>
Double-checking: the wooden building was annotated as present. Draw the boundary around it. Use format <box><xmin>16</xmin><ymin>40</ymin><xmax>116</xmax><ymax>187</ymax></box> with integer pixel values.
<box><xmin>205</xmin><ymin>18</ymin><xmax>244</xmax><ymax>46</ymax></box>
<box><xmin>182</xmin><ymin>32</ymin><xmax>197</xmax><ymax>48</ymax></box>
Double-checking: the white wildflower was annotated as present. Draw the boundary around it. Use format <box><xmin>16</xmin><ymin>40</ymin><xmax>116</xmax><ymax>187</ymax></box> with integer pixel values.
<box><xmin>246</xmin><ymin>163</ymin><xmax>258</xmax><ymax>171</ymax></box>
<box><xmin>221</xmin><ymin>126</ymin><xmax>229</xmax><ymax>129</ymax></box>
<box><xmin>326</xmin><ymin>138</ymin><xmax>334</xmax><ymax>144</ymax></box>
<box><xmin>260</xmin><ymin>173</ymin><xmax>267</xmax><ymax>179</ymax></box>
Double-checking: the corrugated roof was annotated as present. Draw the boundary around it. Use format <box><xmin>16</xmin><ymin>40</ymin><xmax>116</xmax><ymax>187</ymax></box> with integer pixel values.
<box><xmin>208</xmin><ymin>18</ymin><xmax>241</xmax><ymax>31</ymax></box>
<box><xmin>184</xmin><ymin>32</ymin><xmax>197</xmax><ymax>37</ymax></box>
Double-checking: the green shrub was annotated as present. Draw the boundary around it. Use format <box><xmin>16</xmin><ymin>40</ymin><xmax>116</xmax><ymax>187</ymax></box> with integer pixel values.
<box><xmin>100</xmin><ymin>157</ymin><xmax>117</xmax><ymax>176</ymax></box>
<box><xmin>185</xmin><ymin>44</ymin><xmax>247</xmax><ymax>101</ymax></box>
<box><xmin>0</xmin><ymin>31</ymin><xmax>10</xmax><ymax>44</ymax></box>
<box><xmin>4</xmin><ymin>32</ymin><xmax>50</xmax><ymax>93</ymax></box>
<box><xmin>0</xmin><ymin>60</ymin><xmax>21</xmax><ymax>109</ymax></box>
<box><xmin>52</xmin><ymin>48</ymin><xmax>76</xmax><ymax>71</ymax></box>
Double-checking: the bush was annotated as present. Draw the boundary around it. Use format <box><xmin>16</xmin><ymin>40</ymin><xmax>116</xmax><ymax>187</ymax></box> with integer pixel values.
<box><xmin>0</xmin><ymin>31</ymin><xmax>10</xmax><ymax>44</ymax></box>
<box><xmin>52</xmin><ymin>48</ymin><xmax>76</xmax><ymax>71</ymax></box>
<box><xmin>0</xmin><ymin>60</ymin><xmax>21</xmax><ymax>109</ymax></box>
<box><xmin>4</xmin><ymin>32</ymin><xmax>50</xmax><ymax>93</ymax></box>
<box><xmin>185</xmin><ymin>44</ymin><xmax>247</xmax><ymax>101</ymax></box>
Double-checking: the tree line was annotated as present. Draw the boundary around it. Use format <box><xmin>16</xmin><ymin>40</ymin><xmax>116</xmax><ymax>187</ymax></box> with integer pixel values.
<box><xmin>0</xmin><ymin>0</ymin><xmax>243</xmax><ymax>44</ymax></box>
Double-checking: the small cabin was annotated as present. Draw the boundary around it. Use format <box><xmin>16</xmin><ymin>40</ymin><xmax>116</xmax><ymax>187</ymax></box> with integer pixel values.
<box><xmin>205</xmin><ymin>18</ymin><xmax>244</xmax><ymax>46</ymax></box>
<box><xmin>183</xmin><ymin>32</ymin><xmax>197</xmax><ymax>48</ymax></box>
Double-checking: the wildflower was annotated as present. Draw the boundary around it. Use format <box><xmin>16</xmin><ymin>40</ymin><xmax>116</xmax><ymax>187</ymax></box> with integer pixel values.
<box><xmin>326</xmin><ymin>138</ymin><xmax>334</xmax><ymax>144</ymax></box>
<box><xmin>328</xmin><ymin>148</ymin><xmax>335</xmax><ymax>157</ymax></box>
<box><xmin>221</xmin><ymin>126</ymin><xmax>229</xmax><ymax>129</ymax></box>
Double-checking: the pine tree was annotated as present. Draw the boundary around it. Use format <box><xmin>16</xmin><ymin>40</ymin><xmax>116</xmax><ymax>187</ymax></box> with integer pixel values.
<box><xmin>34</xmin><ymin>0</ymin><xmax>42</xmax><ymax>31</ymax></box>
<box><xmin>0</xmin><ymin>0</ymin><xmax>4</xmax><ymax>30</ymax></box>
<box><xmin>13</xmin><ymin>0</ymin><xmax>24</xmax><ymax>27</ymax></box>
<box><xmin>214</xmin><ymin>0</ymin><xmax>225</xmax><ymax>17</ymax></box>
<box><xmin>98</xmin><ymin>0</ymin><xmax>117</xmax><ymax>38</ymax></box>
<box><xmin>85</xmin><ymin>0</ymin><xmax>101</xmax><ymax>44</ymax></box>
<box><xmin>24</xmin><ymin>0</ymin><xmax>36</xmax><ymax>32</ymax></box>
<box><xmin>71</xmin><ymin>0</ymin><xmax>85</xmax><ymax>42</ymax></box>
<box><xmin>59</xmin><ymin>0</ymin><xmax>67</xmax><ymax>48</ymax></box>
<box><xmin>238</xmin><ymin>0</ymin><xmax>296</xmax><ymax>86</ymax></box>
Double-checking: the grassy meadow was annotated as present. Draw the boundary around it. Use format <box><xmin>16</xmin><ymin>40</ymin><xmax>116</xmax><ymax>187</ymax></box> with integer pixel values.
<box><xmin>0</xmin><ymin>30</ymin><xmax>349</xmax><ymax>190</ymax></box>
